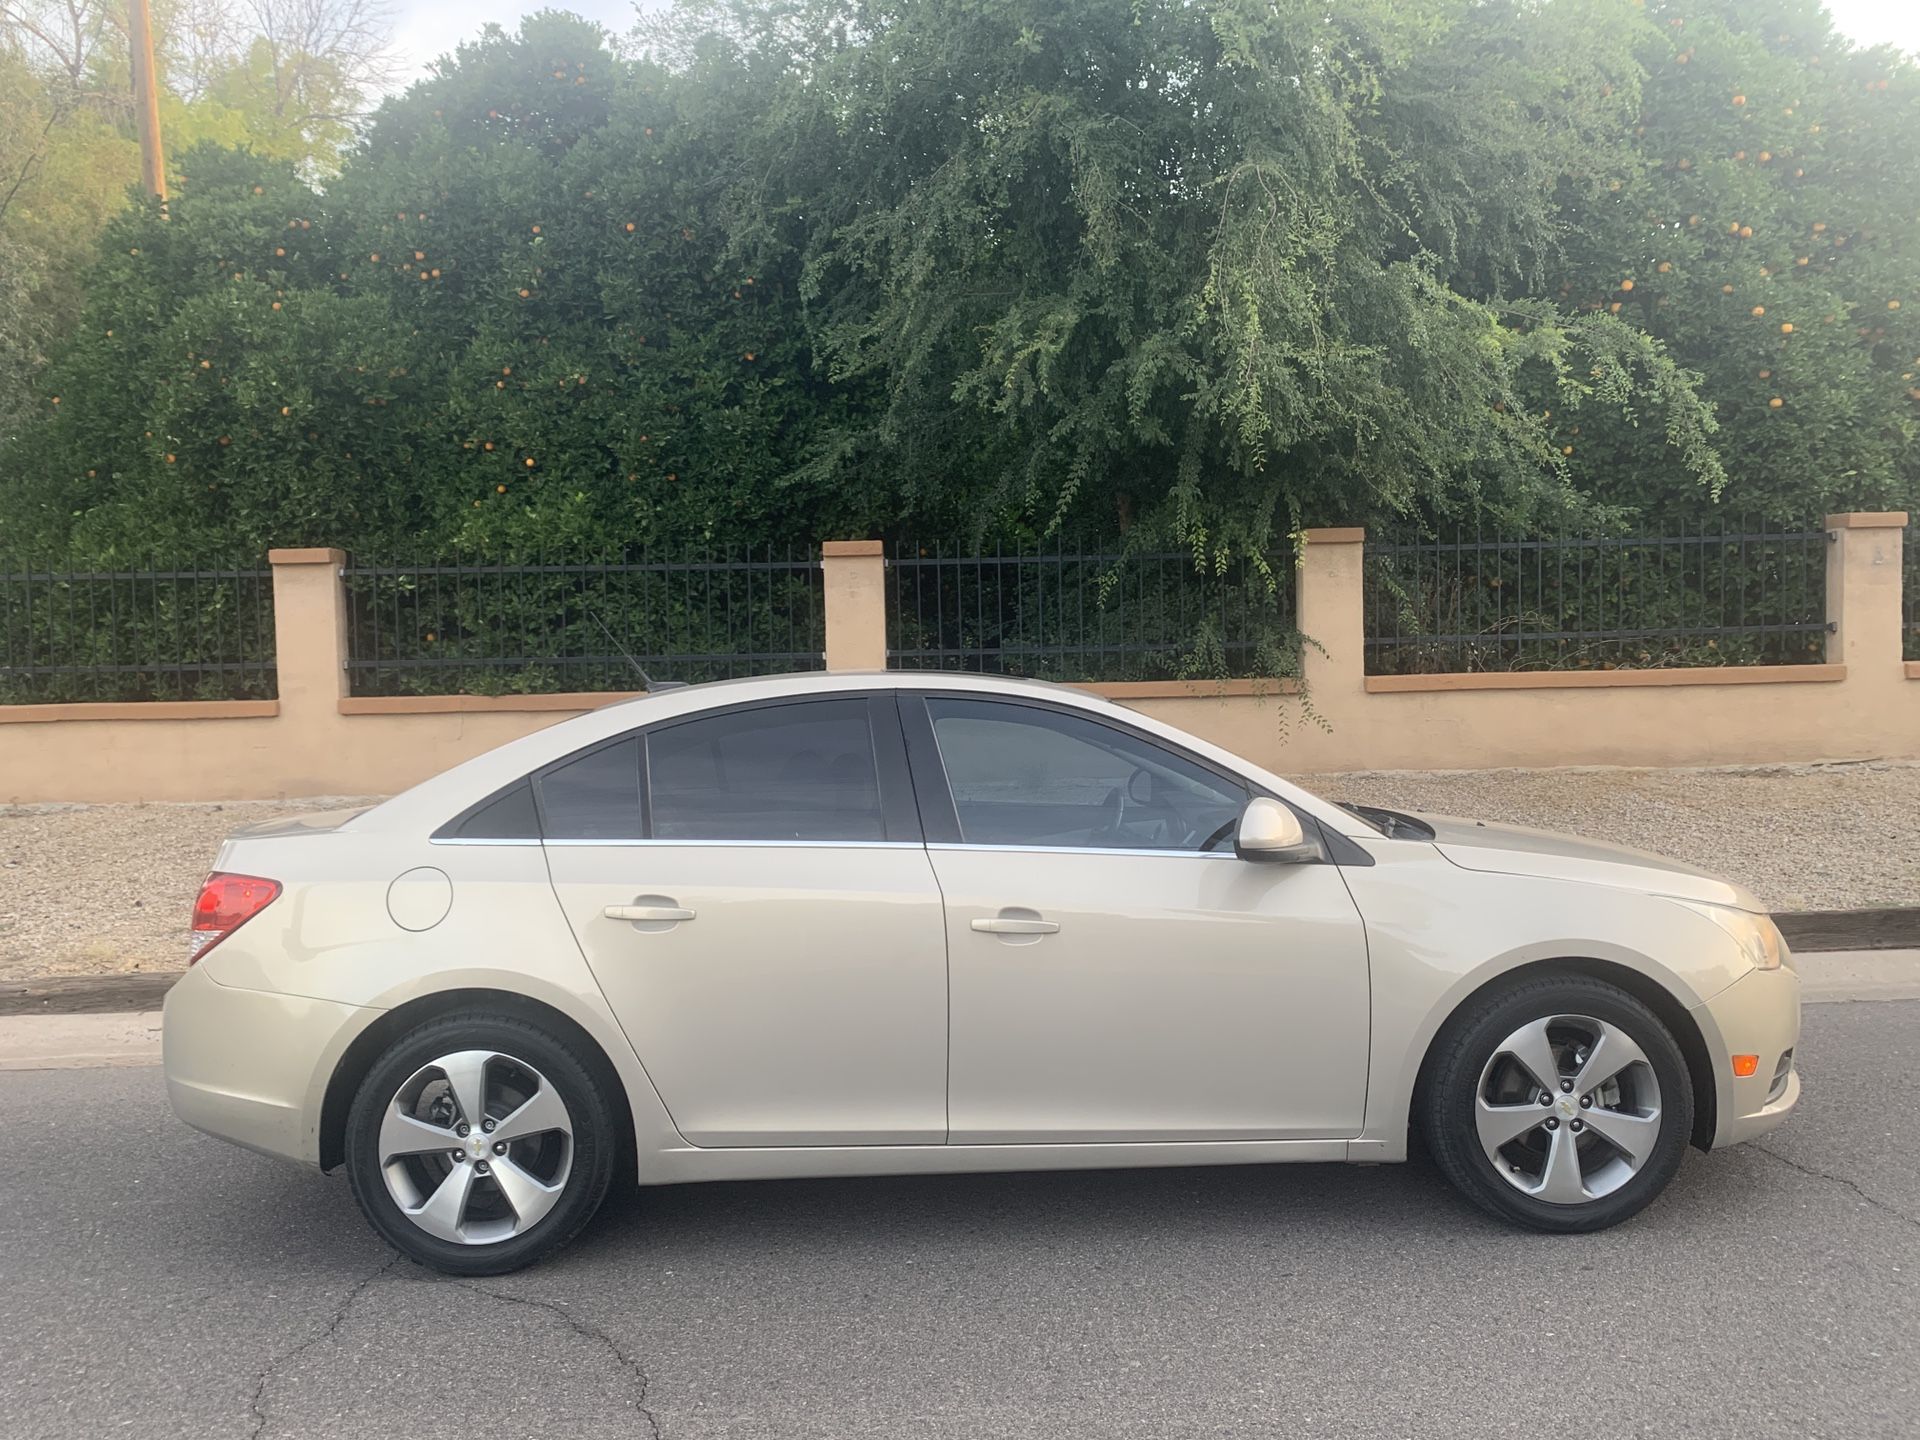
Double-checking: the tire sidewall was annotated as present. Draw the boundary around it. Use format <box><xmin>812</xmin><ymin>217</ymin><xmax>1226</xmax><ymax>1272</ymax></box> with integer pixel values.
<box><xmin>345</xmin><ymin>1013</ymin><xmax>616</xmax><ymax>1274</ymax></box>
<box><xmin>1430</xmin><ymin>978</ymin><xmax>1694</xmax><ymax>1232</ymax></box>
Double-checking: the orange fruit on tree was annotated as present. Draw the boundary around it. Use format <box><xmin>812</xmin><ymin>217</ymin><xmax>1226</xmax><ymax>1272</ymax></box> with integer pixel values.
<box><xmin>1769</xmin><ymin>397</ymin><xmax>1784</xmax><ymax>408</ymax></box>
<box><xmin>1752</xmin><ymin>305</ymin><xmax>1766</xmax><ymax>316</ymax></box>
<box><xmin>1780</xmin><ymin>322</ymin><xmax>1794</xmax><ymax>333</ymax></box>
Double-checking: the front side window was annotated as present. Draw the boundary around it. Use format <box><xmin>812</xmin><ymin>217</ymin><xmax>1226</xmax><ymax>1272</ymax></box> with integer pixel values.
<box><xmin>925</xmin><ymin>698</ymin><xmax>1247</xmax><ymax>852</ymax></box>
<box><xmin>648</xmin><ymin>699</ymin><xmax>886</xmax><ymax>842</ymax></box>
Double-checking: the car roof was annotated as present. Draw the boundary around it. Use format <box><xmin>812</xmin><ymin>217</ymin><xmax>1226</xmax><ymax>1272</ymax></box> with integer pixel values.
<box><xmin>353</xmin><ymin>669</ymin><xmax>1365</xmax><ymax>838</ymax></box>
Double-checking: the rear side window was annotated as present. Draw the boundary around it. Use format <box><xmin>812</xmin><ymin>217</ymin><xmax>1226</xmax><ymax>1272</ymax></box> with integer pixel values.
<box><xmin>436</xmin><ymin>779</ymin><xmax>541</xmax><ymax>841</ymax></box>
<box><xmin>539</xmin><ymin>737</ymin><xmax>643</xmax><ymax>840</ymax></box>
<box><xmin>647</xmin><ymin>699</ymin><xmax>885</xmax><ymax>842</ymax></box>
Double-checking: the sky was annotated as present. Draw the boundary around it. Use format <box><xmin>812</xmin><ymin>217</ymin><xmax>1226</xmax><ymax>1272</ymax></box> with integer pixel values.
<box><xmin>385</xmin><ymin>0</ymin><xmax>1920</xmax><ymax>88</ymax></box>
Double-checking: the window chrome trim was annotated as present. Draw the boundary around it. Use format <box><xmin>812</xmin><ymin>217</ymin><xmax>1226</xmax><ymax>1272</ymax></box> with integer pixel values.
<box><xmin>539</xmin><ymin>837</ymin><xmax>920</xmax><ymax>850</ymax></box>
<box><xmin>926</xmin><ymin>842</ymin><xmax>1238</xmax><ymax>860</ymax></box>
<box><xmin>428</xmin><ymin>836</ymin><xmax>542</xmax><ymax>847</ymax></box>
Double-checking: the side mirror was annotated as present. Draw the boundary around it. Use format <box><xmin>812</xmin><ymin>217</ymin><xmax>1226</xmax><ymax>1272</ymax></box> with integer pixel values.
<box><xmin>1235</xmin><ymin>797</ymin><xmax>1319</xmax><ymax>864</ymax></box>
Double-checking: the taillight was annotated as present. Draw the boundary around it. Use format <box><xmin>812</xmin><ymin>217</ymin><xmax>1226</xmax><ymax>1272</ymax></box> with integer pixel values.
<box><xmin>189</xmin><ymin>872</ymin><xmax>281</xmax><ymax>962</ymax></box>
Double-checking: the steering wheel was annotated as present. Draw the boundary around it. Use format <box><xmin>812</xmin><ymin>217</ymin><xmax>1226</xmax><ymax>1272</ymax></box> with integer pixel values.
<box><xmin>1093</xmin><ymin>785</ymin><xmax>1128</xmax><ymax>844</ymax></box>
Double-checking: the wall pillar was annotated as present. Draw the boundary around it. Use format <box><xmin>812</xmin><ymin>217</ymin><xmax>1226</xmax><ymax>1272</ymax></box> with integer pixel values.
<box><xmin>1825</xmin><ymin>513</ymin><xmax>1908</xmax><ymax>674</ymax></box>
<box><xmin>822</xmin><ymin>540</ymin><xmax>888</xmax><ymax>671</ymax></box>
<box><xmin>1296</xmin><ymin>527</ymin><xmax>1367</xmax><ymax>701</ymax></box>
<box><xmin>267</xmin><ymin>547</ymin><xmax>349</xmax><ymax>794</ymax></box>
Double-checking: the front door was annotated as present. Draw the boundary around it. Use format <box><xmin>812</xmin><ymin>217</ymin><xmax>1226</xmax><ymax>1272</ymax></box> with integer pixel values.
<box><xmin>905</xmin><ymin>694</ymin><xmax>1370</xmax><ymax>1145</ymax></box>
<box><xmin>542</xmin><ymin>695</ymin><xmax>948</xmax><ymax>1148</ymax></box>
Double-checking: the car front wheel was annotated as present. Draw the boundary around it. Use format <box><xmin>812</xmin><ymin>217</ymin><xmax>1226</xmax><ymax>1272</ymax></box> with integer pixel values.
<box><xmin>1421</xmin><ymin>975</ymin><xmax>1695</xmax><ymax>1232</ymax></box>
<box><xmin>344</xmin><ymin>1011</ymin><xmax>618</xmax><ymax>1274</ymax></box>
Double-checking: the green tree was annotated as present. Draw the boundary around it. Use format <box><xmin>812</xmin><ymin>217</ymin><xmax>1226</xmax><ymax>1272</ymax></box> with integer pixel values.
<box><xmin>4</xmin><ymin>0</ymin><xmax>1915</xmax><ymax>568</ymax></box>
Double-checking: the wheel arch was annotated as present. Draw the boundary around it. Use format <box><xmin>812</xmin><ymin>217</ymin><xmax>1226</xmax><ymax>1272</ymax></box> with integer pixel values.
<box><xmin>318</xmin><ymin>987</ymin><xmax>636</xmax><ymax>1173</ymax></box>
<box><xmin>1411</xmin><ymin>956</ymin><xmax>1719</xmax><ymax>1152</ymax></box>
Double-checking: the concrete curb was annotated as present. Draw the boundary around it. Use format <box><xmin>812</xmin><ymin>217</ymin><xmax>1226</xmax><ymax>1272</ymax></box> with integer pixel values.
<box><xmin>0</xmin><ymin>1012</ymin><xmax>163</xmax><ymax>1070</ymax></box>
<box><xmin>5</xmin><ymin>908</ymin><xmax>1918</xmax><ymax>1019</ymax></box>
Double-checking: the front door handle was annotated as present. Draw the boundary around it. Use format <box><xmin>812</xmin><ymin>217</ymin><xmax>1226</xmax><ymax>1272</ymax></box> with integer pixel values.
<box><xmin>971</xmin><ymin>916</ymin><xmax>1059</xmax><ymax>935</ymax></box>
<box><xmin>605</xmin><ymin>903</ymin><xmax>696</xmax><ymax>923</ymax></box>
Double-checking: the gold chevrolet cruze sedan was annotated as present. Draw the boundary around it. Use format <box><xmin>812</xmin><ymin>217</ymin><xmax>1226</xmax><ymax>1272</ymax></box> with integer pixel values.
<box><xmin>163</xmin><ymin>672</ymin><xmax>1801</xmax><ymax>1273</ymax></box>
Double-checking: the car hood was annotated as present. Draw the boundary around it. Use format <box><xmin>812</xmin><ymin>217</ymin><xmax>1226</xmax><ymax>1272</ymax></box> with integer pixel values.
<box><xmin>1413</xmin><ymin>813</ymin><xmax>1767</xmax><ymax>913</ymax></box>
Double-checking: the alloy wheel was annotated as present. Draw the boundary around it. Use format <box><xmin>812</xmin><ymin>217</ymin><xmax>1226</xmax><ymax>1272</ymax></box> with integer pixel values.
<box><xmin>1473</xmin><ymin>1014</ymin><xmax>1663</xmax><ymax>1205</ymax></box>
<box><xmin>378</xmin><ymin>1049</ymin><xmax>574</xmax><ymax>1245</ymax></box>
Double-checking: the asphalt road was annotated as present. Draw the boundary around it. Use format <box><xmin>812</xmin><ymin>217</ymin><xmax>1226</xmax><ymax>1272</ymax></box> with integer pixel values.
<box><xmin>1</xmin><ymin>1001</ymin><xmax>1915</xmax><ymax>1440</ymax></box>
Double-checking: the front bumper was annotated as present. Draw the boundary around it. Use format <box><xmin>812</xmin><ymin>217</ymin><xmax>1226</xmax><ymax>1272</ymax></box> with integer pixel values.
<box><xmin>162</xmin><ymin>963</ymin><xmax>375</xmax><ymax>1168</ymax></box>
<box><xmin>1691</xmin><ymin>960</ymin><xmax>1802</xmax><ymax>1149</ymax></box>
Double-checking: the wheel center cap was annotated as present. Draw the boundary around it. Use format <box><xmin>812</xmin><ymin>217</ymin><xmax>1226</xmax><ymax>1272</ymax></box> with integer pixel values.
<box><xmin>470</xmin><ymin>1135</ymin><xmax>488</xmax><ymax>1157</ymax></box>
<box><xmin>1556</xmin><ymin>1094</ymin><xmax>1580</xmax><ymax>1121</ymax></box>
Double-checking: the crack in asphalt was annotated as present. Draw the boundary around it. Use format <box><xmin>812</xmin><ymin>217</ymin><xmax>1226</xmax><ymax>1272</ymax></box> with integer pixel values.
<box><xmin>446</xmin><ymin>1278</ymin><xmax>663</xmax><ymax>1440</ymax></box>
<box><xmin>246</xmin><ymin>1251</ymin><xmax>402</xmax><ymax>1439</ymax></box>
<box><xmin>1753</xmin><ymin>1144</ymin><xmax>1920</xmax><ymax>1233</ymax></box>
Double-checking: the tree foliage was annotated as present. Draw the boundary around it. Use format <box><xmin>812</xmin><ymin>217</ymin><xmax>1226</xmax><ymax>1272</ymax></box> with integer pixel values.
<box><xmin>2</xmin><ymin>0</ymin><xmax>1915</xmax><ymax>566</ymax></box>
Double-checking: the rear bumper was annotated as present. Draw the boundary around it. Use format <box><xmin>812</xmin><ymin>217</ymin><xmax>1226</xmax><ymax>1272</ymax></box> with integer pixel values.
<box><xmin>1692</xmin><ymin>961</ymin><xmax>1802</xmax><ymax>1149</ymax></box>
<box><xmin>161</xmin><ymin>963</ymin><xmax>374</xmax><ymax>1168</ymax></box>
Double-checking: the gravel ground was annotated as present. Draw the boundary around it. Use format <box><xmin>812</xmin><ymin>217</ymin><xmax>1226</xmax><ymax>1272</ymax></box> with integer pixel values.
<box><xmin>3</xmin><ymin>763</ymin><xmax>1917</xmax><ymax>983</ymax></box>
<box><xmin>0</xmin><ymin>797</ymin><xmax>377</xmax><ymax>984</ymax></box>
<box><xmin>1301</xmin><ymin>760</ymin><xmax>1920</xmax><ymax>914</ymax></box>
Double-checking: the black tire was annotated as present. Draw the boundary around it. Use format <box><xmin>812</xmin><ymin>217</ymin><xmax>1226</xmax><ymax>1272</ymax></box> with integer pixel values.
<box><xmin>1420</xmin><ymin>974</ymin><xmax>1694</xmax><ymax>1233</ymax></box>
<box><xmin>344</xmin><ymin>1010</ymin><xmax>618</xmax><ymax>1275</ymax></box>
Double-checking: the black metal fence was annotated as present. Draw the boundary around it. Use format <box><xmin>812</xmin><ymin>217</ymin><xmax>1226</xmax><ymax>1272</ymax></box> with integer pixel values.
<box><xmin>1364</xmin><ymin>523</ymin><xmax>1831</xmax><ymax>675</ymax></box>
<box><xmin>887</xmin><ymin>543</ymin><xmax>1297</xmax><ymax>682</ymax></box>
<box><xmin>342</xmin><ymin>547</ymin><xmax>825</xmax><ymax>696</ymax></box>
<box><xmin>0</xmin><ymin>559</ymin><xmax>276</xmax><ymax>704</ymax></box>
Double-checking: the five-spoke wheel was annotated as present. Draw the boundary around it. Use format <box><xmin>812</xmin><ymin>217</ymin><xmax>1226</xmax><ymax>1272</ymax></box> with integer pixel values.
<box><xmin>346</xmin><ymin>1013</ymin><xmax>617</xmax><ymax>1274</ymax></box>
<box><xmin>378</xmin><ymin>1050</ymin><xmax>575</xmax><ymax>1244</ymax></box>
<box><xmin>1423</xmin><ymin>976</ymin><xmax>1693</xmax><ymax>1232</ymax></box>
<box><xmin>1473</xmin><ymin>1014</ymin><xmax>1663</xmax><ymax>1205</ymax></box>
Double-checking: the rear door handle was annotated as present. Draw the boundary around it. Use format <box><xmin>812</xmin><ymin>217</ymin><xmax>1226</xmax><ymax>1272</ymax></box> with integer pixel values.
<box><xmin>605</xmin><ymin>904</ymin><xmax>696</xmax><ymax>923</ymax></box>
<box><xmin>971</xmin><ymin>917</ymin><xmax>1059</xmax><ymax>935</ymax></box>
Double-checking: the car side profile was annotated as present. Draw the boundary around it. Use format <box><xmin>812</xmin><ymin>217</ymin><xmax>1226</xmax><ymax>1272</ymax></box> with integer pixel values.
<box><xmin>163</xmin><ymin>672</ymin><xmax>1801</xmax><ymax>1273</ymax></box>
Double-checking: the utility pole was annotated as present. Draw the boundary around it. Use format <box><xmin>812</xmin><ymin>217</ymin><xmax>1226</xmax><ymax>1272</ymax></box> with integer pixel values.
<box><xmin>128</xmin><ymin>0</ymin><xmax>167</xmax><ymax>201</ymax></box>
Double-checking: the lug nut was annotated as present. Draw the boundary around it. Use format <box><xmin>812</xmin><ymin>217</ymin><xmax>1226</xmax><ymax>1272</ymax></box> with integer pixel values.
<box><xmin>1545</xmin><ymin>1118</ymin><xmax>1560</xmax><ymax>1130</ymax></box>
<box><xmin>457</xmin><ymin>1123</ymin><xmax>470</xmax><ymax>1138</ymax></box>
<box><xmin>450</xmin><ymin>1151</ymin><xmax>465</xmax><ymax>1163</ymax></box>
<box><xmin>475</xmin><ymin>1161</ymin><xmax>490</xmax><ymax>1175</ymax></box>
<box><xmin>1579</xmin><ymin>1095</ymin><xmax>1592</xmax><ymax>1109</ymax></box>
<box><xmin>1570</xmin><ymin>1119</ymin><xmax>1585</xmax><ymax>1133</ymax></box>
<box><xmin>493</xmin><ymin>1142</ymin><xmax>506</xmax><ymax>1155</ymax></box>
<box><xmin>1560</xmin><ymin>1079</ymin><xmax>1574</xmax><ymax>1093</ymax></box>
<box><xmin>1539</xmin><ymin>1094</ymin><xmax>1553</xmax><ymax>1106</ymax></box>
<box><xmin>482</xmin><ymin>1119</ymin><xmax>496</xmax><ymax>1133</ymax></box>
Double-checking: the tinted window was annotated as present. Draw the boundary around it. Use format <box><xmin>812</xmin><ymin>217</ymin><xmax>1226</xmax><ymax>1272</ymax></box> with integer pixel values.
<box><xmin>648</xmin><ymin>699</ymin><xmax>885</xmax><ymax>842</ymax></box>
<box><xmin>926</xmin><ymin>698</ymin><xmax>1247</xmax><ymax>852</ymax></box>
<box><xmin>439</xmin><ymin>779</ymin><xmax>541</xmax><ymax>841</ymax></box>
<box><xmin>539</xmin><ymin>737</ymin><xmax>643</xmax><ymax>840</ymax></box>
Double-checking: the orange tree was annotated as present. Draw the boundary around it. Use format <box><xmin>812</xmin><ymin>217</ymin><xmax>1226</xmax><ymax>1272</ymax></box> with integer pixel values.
<box><xmin>1</xmin><ymin>0</ymin><xmax>1912</xmax><ymax>568</ymax></box>
<box><xmin>1528</xmin><ymin>0</ymin><xmax>1917</xmax><ymax>524</ymax></box>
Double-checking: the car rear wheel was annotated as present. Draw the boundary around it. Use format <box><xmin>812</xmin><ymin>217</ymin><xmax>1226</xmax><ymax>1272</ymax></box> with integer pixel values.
<box><xmin>1420</xmin><ymin>975</ymin><xmax>1694</xmax><ymax>1232</ymax></box>
<box><xmin>344</xmin><ymin>1012</ymin><xmax>618</xmax><ymax>1274</ymax></box>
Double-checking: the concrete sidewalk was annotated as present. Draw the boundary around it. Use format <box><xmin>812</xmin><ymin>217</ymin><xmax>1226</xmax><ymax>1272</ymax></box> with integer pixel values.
<box><xmin>2</xmin><ymin>951</ymin><xmax>1915</xmax><ymax>1072</ymax></box>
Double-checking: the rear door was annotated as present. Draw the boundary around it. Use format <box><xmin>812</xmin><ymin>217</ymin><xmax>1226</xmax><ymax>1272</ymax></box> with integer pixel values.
<box><xmin>542</xmin><ymin>694</ymin><xmax>949</xmax><ymax>1147</ymax></box>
